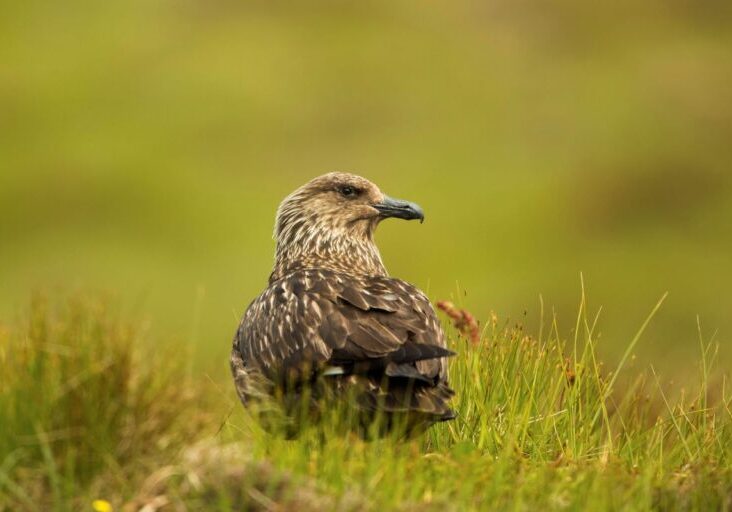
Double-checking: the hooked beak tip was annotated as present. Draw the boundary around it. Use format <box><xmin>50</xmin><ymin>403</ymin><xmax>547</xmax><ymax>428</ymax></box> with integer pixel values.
<box><xmin>374</xmin><ymin>196</ymin><xmax>425</xmax><ymax>222</ymax></box>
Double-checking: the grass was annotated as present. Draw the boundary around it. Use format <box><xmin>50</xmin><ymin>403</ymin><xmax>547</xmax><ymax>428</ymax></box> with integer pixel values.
<box><xmin>1</xmin><ymin>292</ymin><xmax>731</xmax><ymax>511</ymax></box>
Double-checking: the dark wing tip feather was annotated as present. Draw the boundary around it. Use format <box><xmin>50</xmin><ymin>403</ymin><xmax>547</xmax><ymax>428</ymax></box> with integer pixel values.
<box><xmin>389</xmin><ymin>343</ymin><xmax>455</xmax><ymax>365</ymax></box>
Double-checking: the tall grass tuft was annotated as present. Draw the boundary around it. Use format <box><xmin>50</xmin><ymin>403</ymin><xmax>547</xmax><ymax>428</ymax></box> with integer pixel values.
<box><xmin>0</xmin><ymin>294</ymin><xmax>214</xmax><ymax>510</ymax></box>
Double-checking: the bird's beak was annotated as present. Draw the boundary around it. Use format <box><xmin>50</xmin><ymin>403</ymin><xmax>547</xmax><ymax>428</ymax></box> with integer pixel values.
<box><xmin>374</xmin><ymin>196</ymin><xmax>425</xmax><ymax>223</ymax></box>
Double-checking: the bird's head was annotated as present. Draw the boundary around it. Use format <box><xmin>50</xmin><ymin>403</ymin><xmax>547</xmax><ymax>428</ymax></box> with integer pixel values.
<box><xmin>271</xmin><ymin>172</ymin><xmax>424</xmax><ymax>280</ymax></box>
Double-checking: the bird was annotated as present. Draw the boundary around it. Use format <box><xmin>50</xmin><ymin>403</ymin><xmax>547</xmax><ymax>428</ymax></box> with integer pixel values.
<box><xmin>231</xmin><ymin>172</ymin><xmax>455</xmax><ymax>435</ymax></box>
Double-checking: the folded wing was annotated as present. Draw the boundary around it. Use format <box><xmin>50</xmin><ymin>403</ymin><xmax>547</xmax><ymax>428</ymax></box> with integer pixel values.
<box><xmin>236</xmin><ymin>268</ymin><xmax>452</xmax><ymax>388</ymax></box>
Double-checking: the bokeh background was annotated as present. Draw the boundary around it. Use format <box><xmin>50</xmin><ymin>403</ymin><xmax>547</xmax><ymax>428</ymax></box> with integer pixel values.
<box><xmin>2</xmin><ymin>0</ymin><xmax>731</xmax><ymax>374</ymax></box>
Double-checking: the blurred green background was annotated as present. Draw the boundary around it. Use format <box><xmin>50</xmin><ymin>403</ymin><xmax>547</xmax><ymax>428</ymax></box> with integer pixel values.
<box><xmin>2</xmin><ymin>0</ymin><xmax>731</xmax><ymax>374</ymax></box>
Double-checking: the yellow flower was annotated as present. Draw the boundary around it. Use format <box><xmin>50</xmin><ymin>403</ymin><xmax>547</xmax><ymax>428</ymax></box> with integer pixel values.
<box><xmin>92</xmin><ymin>499</ymin><xmax>113</xmax><ymax>512</ymax></box>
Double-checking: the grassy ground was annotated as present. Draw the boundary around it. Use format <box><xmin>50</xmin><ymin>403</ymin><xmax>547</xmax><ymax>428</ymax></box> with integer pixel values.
<box><xmin>2</xmin><ymin>293</ymin><xmax>730</xmax><ymax>511</ymax></box>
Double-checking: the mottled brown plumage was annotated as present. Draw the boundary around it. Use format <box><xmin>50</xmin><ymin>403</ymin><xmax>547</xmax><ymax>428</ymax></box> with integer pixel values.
<box><xmin>231</xmin><ymin>172</ymin><xmax>455</xmax><ymax>433</ymax></box>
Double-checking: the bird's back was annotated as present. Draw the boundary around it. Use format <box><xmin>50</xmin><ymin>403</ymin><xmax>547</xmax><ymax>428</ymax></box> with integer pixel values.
<box><xmin>231</xmin><ymin>268</ymin><xmax>454</xmax><ymax>433</ymax></box>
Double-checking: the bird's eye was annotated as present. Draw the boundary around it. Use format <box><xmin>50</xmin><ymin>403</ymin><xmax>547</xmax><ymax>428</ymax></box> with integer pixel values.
<box><xmin>339</xmin><ymin>186</ymin><xmax>359</xmax><ymax>198</ymax></box>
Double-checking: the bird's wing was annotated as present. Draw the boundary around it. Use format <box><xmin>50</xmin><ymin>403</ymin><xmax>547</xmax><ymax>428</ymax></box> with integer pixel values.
<box><xmin>235</xmin><ymin>269</ymin><xmax>451</xmax><ymax>382</ymax></box>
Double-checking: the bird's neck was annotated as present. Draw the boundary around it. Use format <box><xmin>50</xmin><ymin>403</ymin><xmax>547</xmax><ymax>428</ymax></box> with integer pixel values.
<box><xmin>270</xmin><ymin>231</ymin><xmax>387</xmax><ymax>283</ymax></box>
